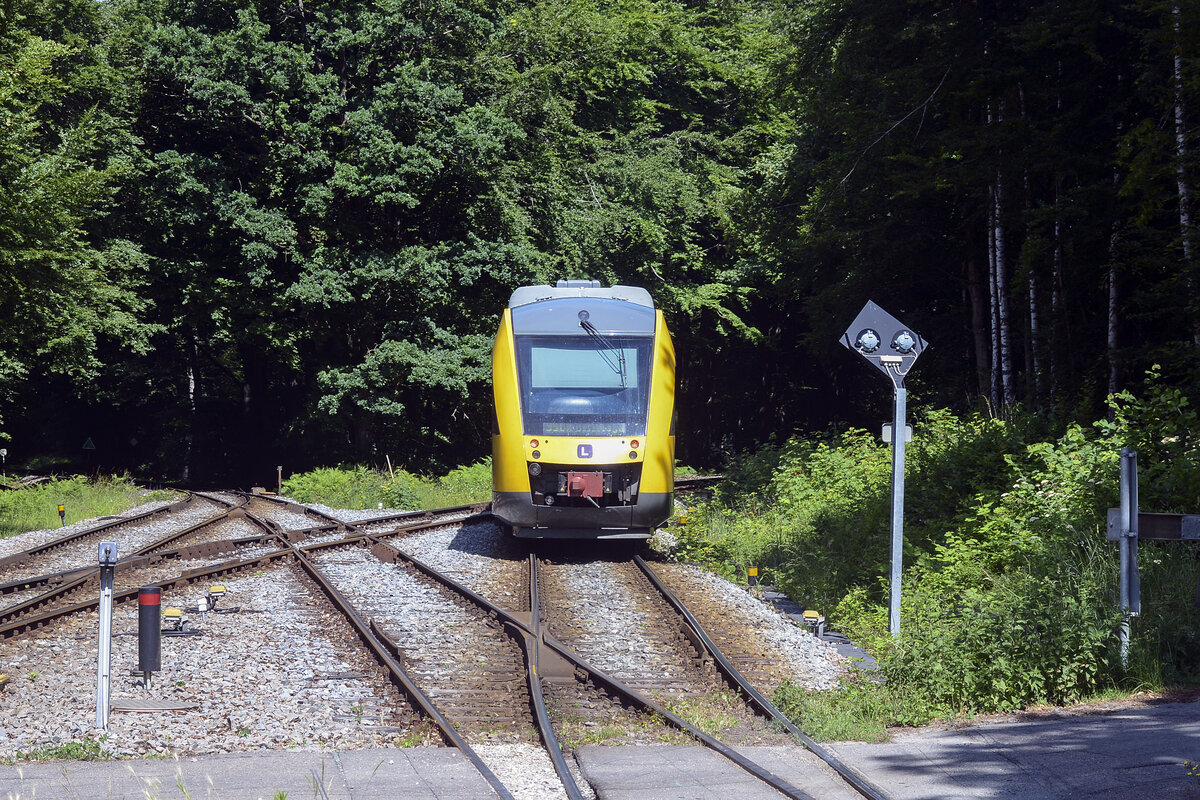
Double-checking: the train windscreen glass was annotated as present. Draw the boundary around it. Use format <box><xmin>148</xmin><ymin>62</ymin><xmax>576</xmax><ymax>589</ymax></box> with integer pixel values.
<box><xmin>515</xmin><ymin>335</ymin><xmax>652</xmax><ymax>436</ymax></box>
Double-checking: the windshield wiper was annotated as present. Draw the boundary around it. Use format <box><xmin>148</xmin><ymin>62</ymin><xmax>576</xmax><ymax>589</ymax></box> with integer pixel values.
<box><xmin>579</xmin><ymin>319</ymin><xmax>627</xmax><ymax>388</ymax></box>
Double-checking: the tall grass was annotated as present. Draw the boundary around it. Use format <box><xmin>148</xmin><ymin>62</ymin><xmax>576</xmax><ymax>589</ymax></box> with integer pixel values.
<box><xmin>0</xmin><ymin>476</ymin><xmax>178</xmax><ymax>539</ymax></box>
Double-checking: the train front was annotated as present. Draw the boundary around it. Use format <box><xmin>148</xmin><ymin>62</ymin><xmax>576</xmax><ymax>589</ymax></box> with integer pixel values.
<box><xmin>492</xmin><ymin>282</ymin><xmax>675</xmax><ymax>539</ymax></box>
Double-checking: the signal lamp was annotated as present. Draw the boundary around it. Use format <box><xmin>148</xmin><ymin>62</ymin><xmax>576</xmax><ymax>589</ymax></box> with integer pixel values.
<box><xmin>892</xmin><ymin>330</ymin><xmax>916</xmax><ymax>354</ymax></box>
<box><xmin>630</xmin><ymin>439</ymin><xmax>639</xmax><ymax>449</ymax></box>
<box><xmin>529</xmin><ymin>439</ymin><xmax>539</xmax><ymax>448</ymax></box>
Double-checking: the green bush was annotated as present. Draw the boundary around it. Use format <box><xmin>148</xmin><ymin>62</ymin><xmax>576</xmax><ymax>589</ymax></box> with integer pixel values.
<box><xmin>675</xmin><ymin>368</ymin><xmax>1200</xmax><ymax>722</ymax></box>
<box><xmin>280</xmin><ymin>466</ymin><xmax>390</xmax><ymax>509</ymax></box>
<box><xmin>282</xmin><ymin>460</ymin><xmax>493</xmax><ymax>511</ymax></box>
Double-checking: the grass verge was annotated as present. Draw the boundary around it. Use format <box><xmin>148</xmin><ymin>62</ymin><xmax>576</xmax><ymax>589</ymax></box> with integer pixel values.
<box><xmin>0</xmin><ymin>475</ymin><xmax>178</xmax><ymax>539</ymax></box>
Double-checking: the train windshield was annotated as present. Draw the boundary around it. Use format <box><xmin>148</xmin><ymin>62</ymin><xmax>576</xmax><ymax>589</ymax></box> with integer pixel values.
<box><xmin>515</xmin><ymin>335</ymin><xmax>653</xmax><ymax>436</ymax></box>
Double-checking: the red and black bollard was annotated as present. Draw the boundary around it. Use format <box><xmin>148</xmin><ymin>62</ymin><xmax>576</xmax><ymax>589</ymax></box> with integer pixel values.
<box><xmin>138</xmin><ymin>587</ymin><xmax>161</xmax><ymax>690</ymax></box>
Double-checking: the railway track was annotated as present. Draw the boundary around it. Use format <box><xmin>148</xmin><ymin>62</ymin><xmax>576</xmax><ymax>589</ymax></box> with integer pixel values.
<box><xmin>0</xmin><ymin>495</ymin><xmax>887</xmax><ymax>800</ymax></box>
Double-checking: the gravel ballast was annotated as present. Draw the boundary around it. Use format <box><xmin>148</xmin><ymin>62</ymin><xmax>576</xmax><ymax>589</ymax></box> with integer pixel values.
<box><xmin>0</xmin><ymin>498</ymin><xmax>847</xmax><ymax>800</ymax></box>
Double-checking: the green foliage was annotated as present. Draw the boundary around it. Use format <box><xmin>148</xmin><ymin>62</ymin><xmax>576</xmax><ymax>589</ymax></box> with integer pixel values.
<box><xmin>0</xmin><ymin>475</ymin><xmax>176</xmax><ymax>538</ymax></box>
<box><xmin>0</xmin><ymin>1</ymin><xmax>158</xmax><ymax>432</ymax></box>
<box><xmin>681</xmin><ymin>373</ymin><xmax>1200</xmax><ymax>721</ymax></box>
<box><xmin>282</xmin><ymin>461</ymin><xmax>492</xmax><ymax>511</ymax></box>
<box><xmin>280</xmin><ymin>467</ymin><xmax>391</xmax><ymax>511</ymax></box>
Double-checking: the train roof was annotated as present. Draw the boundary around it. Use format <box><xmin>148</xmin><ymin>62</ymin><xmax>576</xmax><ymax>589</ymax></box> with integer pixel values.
<box><xmin>508</xmin><ymin>281</ymin><xmax>655</xmax><ymax>310</ymax></box>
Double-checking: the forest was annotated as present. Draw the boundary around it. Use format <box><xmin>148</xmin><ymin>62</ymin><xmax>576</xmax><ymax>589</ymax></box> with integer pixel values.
<box><xmin>2</xmin><ymin>0</ymin><xmax>1198</xmax><ymax>484</ymax></box>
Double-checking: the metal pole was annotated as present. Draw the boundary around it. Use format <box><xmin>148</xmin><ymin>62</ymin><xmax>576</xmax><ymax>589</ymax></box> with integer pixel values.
<box><xmin>1118</xmin><ymin>450</ymin><xmax>1130</xmax><ymax>667</ymax></box>
<box><xmin>889</xmin><ymin>382</ymin><xmax>907</xmax><ymax>637</ymax></box>
<box><xmin>96</xmin><ymin>542</ymin><xmax>117</xmax><ymax>729</ymax></box>
<box><xmin>1118</xmin><ymin>449</ymin><xmax>1141</xmax><ymax>670</ymax></box>
<box><xmin>1129</xmin><ymin>450</ymin><xmax>1140</xmax><ymax>618</ymax></box>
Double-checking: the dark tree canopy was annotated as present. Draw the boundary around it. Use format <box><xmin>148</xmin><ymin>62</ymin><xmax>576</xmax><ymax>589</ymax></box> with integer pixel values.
<box><xmin>0</xmin><ymin>0</ymin><xmax>1196</xmax><ymax>482</ymax></box>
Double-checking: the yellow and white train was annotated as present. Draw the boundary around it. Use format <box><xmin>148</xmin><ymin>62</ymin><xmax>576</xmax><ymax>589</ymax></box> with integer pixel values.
<box><xmin>491</xmin><ymin>281</ymin><xmax>675</xmax><ymax>539</ymax></box>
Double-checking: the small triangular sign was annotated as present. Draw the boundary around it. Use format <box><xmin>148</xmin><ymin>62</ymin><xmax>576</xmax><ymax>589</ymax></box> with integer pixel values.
<box><xmin>82</xmin><ymin>438</ymin><xmax>96</xmax><ymax>450</ymax></box>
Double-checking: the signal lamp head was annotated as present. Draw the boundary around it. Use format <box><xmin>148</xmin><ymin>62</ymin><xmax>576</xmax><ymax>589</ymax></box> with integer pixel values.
<box><xmin>892</xmin><ymin>330</ymin><xmax>916</xmax><ymax>354</ymax></box>
<box><xmin>578</xmin><ymin>310</ymin><xmax>590</xmax><ymax>322</ymax></box>
<box><xmin>630</xmin><ymin>439</ymin><xmax>639</xmax><ymax>449</ymax></box>
<box><xmin>855</xmin><ymin>328</ymin><xmax>881</xmax><ymax>353</ymax></box>
<box><xmin>529</xmin><ymin>439</ymin><xmax>539</xmax><ymax>448</ymax></box>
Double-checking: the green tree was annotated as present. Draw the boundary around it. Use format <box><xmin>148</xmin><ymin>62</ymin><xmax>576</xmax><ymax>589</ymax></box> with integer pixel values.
<box><xmin>0</xmin><ymin>1</ymin><xmax>155</xmax><ymax>436</ymax></box>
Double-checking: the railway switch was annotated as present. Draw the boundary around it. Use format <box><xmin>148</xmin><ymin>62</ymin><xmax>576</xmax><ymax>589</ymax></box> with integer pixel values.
<box><xmin>801</xmin><ymin>609</ymin><xmax>826</xmax><ymax>638</ymax></box>
<box><xmin>207</xmin><ymin>584</ymin><xmax>227</xmax><ymax>609</ymax></box>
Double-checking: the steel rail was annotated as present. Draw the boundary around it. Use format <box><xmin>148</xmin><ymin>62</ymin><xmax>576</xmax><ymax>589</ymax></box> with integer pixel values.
<box><xmin>236</xmin><ymin>492</ymin><xmax>345</xmax><ymax>527</ymax></box>
<box><xmin>0</xmin><ymin>493</ymin><xmax>200</xmax><ymax>572</ymax></box>
<box><xmin>633</xmin><ymin>555</ymin><xmax>891</xmax><ymax>800</ymax></box>
<box><xmin>365</xmin><ymin>533</ymin><xmax>813</xmax><ymax>800</ymax></box>
<box><xmin>252</xmin><ymin>503</ymin><xmax>488</xmax><ymax>542</ymax></box>
<box><xmin>673</xmin><ymin>475</ymin><xmax>725</xmax><ymax>491</ymax></box>
<box><xmin>524</xmin><ymin>552</ymin><xmax>587</xmax><ymax>800</ymax></box>
<box><xmin>0</xmin><ymin>508</ymin><xmax>279</xmax><ymax>629</ymax></box>
<box><xmin>529</xmin><ymin>554</ymin><xmax>815</xmax><ymax>800</ymax></box>
<box><xmin>337</xmin><ymin>503</ymin><xmax>490</xmax><ymax>530</ymax></box>
<box><xmin>0</xmin><ymin>543</ymin><xmax>292</xmax><ymax>638</ymax></box>
<box><xmin>282</xmin><ymin>540</ymin><xmax>516</xmax><ymax>800</ymax></box>
<box><xmin>0</xmin><ymin>565</ymin><xmax>94</xmax><ymax>595</ymax></box>
<box><xmin>360</xmin><ymin>539</ymin><xmax>583</xmax><ymax>799</ymax></box>
<box><xmin>131</xmin><ymin>504</ymin><xmax>274</xmax><ymax>557</ymax></box>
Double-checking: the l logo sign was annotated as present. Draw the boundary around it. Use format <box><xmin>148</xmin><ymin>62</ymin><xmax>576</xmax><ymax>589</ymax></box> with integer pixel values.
<box><xmin>577</xmin><ymin>444</ymin><xmax>592</xmax><ymax>459</ymax></box>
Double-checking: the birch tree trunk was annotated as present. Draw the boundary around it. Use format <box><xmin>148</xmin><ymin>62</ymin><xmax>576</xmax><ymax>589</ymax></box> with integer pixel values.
<box><xmin>1174</xmin><ymin>5</ymin><xmax>1197</xmax><ymax>344</ymax></box>
<box><xmin>988</xmin><ymin>184</ymin><xmax>1002</xmax><ymax>410</ymax></box>
<box><xmin>988</xmin><ymin>99</ymin><xmax>1015</xmax><ymax>407</ymax></box>
<box><xmin>183</xmin><ymin>328</ymin><xmax>198</xmax><ymax>483</ymax></box>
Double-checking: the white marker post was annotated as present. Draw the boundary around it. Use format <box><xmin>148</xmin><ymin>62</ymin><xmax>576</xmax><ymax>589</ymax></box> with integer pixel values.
<box><xmin>96</xmin><ymin>541</ymin><xmax>118</xmax><ymax>729</ymax></box>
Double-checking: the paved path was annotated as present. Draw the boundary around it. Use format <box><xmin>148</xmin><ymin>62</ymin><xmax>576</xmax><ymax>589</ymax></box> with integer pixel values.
<box><xmin>1</xmin><ymin>700</ymin><xmax>1197</xmax><ymax>799</ymax></box>
<box><xmin>826</xmin><ymin>698</ymin><xmax>1200</xmax><ymax>799</ymax></box>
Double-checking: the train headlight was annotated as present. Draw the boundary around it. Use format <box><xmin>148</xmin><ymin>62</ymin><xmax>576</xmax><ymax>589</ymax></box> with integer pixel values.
<box><xmin>629</xmin><ymin>451</ymin><xmax>637</xmax><ymax>459</ymax></box>
<box><xmin>531</xmin><ymin>450</ymin><xmax>541</xmax><ymax>459</ymax></box>
<box><xmin>545</xmin><ymin>495</ymin><xmax>555</xmax><ymax>506</ymax></box>
<box><xmin>528</xmin><ymin>462</ymin><xmax>542</xmax><ymax>477</ymax></box>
